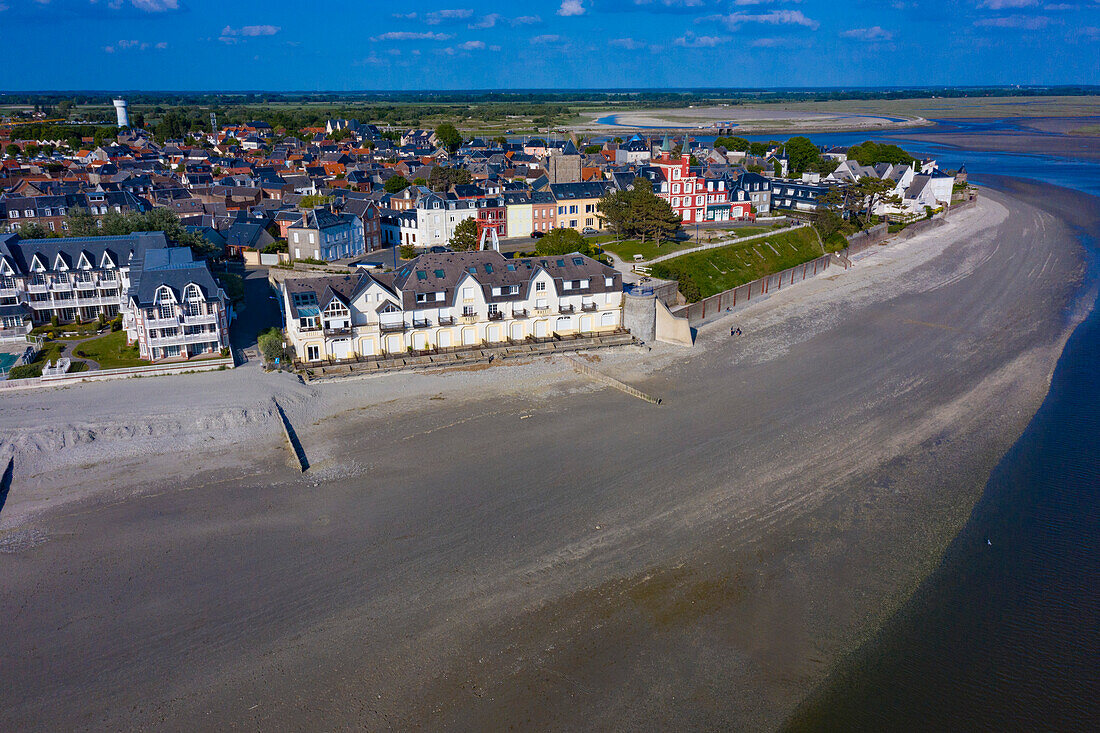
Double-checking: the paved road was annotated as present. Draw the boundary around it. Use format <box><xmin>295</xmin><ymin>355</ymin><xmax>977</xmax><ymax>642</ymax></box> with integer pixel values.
<box><xmin>228</xmin><ymin>267</ymin><xmax>282</xmax><ymax>352</ymax></box>
<box><xmin>0</xmin><ymin>187</ymin><xmax>1090</xmax><ymax>730</ymax></box>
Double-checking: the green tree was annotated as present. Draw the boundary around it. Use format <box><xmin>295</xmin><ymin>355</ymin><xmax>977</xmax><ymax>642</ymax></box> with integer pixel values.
<box><xmin>400</xmin><ymin>244</ymin><xmax>417</xmax><ymax>259</ymax></box>
<box><xmin>449</xmin><ymin>217</ymin><xmax>480</xmax><ymax>252</ymax></box>
<box><xmin>535</xmin><ymin>228</ymin><xmax>589</xmax><ymax>256</ymax></box>
<box><xmin>298</xmin><ymin>194</ymin><xmax>333</xmax><ymax>209</ymax></box>
<box><xmin>65</xmin><ymin>207</ymin><xmax>98</xmax><ymax>236</ymax></box>
<box><xmin>749</xmin><ymin>141</ymin><xmax>769</xmax><ymax>157</ymax></box>
<box><xmin>435</xmin><ymin>123</ymin><xmax>463</xmax><ymax>153</ymax></box>
<box><xmin>412</xmin><ymin>177</ymin><xmax>428</xmax><ymax>186</ymax></box>
<box><xmin>811</xmin><ymin>188</ymin><xmax>845</xmax><ymax>243</ymax></box>
<box><xmin>17</xmin><ymin>222</ymin><xmax>50</xmax><ymax>239</ymax></box>
<box><xmin>257</xmin><ymin>331</ymin><xmax>285</xmax><ymax>364</ymax></box>
<box><xmin>846</xmin><ymin>141</ymin><xmax>914</xmax><ymax>166</ymax></box>
<box><xmin>852</xmin><ymin>177</ymin><xmax>897</xmax><ymax>226</ymax></box>
<box><xmin>428</xmin><ymin>166</ymin><xmax>472</xmax><ymax>191</ymax></box>
<box><xmin>784</xmin><ymin>136</ymin><xmax>820</xmax><ymax>174</ymax></box>
<box><xmin>384</xmin><ymin>175</ymin><xmax>410</xmax><ymax>193</ymax></box>
<box><xmin>714</xmin><ymin>136</ymin><xmax>751</xmax><ymax>152</ymax></box>
<box><xmin>597</xmin><ymin>177</ymin><xmax>681</xmax><ymax>246</ymax></box>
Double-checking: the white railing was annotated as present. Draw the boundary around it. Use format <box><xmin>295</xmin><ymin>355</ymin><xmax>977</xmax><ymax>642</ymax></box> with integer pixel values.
<box><xmin>184</xmin><ymin>313</ymin><xmax>218</xmax><ymax>325</ymax></box>
<box><xmin>148</xmin><ymin>331</ymin><xmax>221</xmax><ymax>347</ymax></box>
<box><xmin>0</xmin><ymin>287</ymin><xmax>19</xmax><ymax>298</ymax></box>
<box><xmin>27</xmin><ymin>283</ymin><xmax>48</xmax><ymax>293</ymax></box>
<box><xmin>145</xmin><ymin>316</ymin><xmax>182</xmax><ymax>328</ymax></box>
<box><xmin>0</xmin><ymin>324</ymin><xmax>32</xmax><ymax>341</ymax></box>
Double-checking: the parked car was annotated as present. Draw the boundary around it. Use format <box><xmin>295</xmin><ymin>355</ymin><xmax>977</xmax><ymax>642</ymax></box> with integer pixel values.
<box><xmin>428</xmin><ymin>245</ymin><xmax>453</xmax><ymax>253</ymax></box>
<box><xmin>530</xmin><ymin>231</ymin><xmax>545</xmax><ymax>239</ymax></box>
<box><xmin>582</xmin><ymin>227</ymin><xmax>598</xmax><ymax>235</ymax></box>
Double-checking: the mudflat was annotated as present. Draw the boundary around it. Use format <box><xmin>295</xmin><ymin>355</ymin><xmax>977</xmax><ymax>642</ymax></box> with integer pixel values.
<box><xmin>0</xmin><ymin>189</ymin><xmax>1088</xmax><ymax>730</ymax></box>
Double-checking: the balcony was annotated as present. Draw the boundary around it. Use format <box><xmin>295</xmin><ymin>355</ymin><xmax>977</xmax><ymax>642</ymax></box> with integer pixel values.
<box><xmin>27</xmin><ymin>283</ymin><xmax>48</xmax><ymax>293</ymax></box>
<box><xmin>186</xmin><ymin>313</ymin><xmax>219</xmax><ymax>325</ymax></box>
<box><xmin>412</xmin><ymin>318</ymin><xmax>432</xmax><ymax>329</ymax></box>
<box><xmin>146</xmin><ymin>316</ymin><xmax>182</xmax><ymax>328</ymax></box>
<box><xmin>148</xmin><ymin>331</ymin><xmax>222</xmax><ymax>347</ymax></box>
<box><xmin>299</xmin><ymin>324</ymin><xmax>321</xmax><ymax>333</ymax></box>
<box><xmin>379</xmin><ymin>321</ymin><xmax>406</xmax><ymax>333</ymax></box>
<box><xmin>438</xmin><ymin>316</ymin><xmax>456</xmax><ymax>326</ymax></box>
<box><xmin>50</xmin><ymin>281</ymin><xmax>72</xmax><ymax>292</ymax></box>
<box><xmin>487</xmin><ymin>311</ymin><xmax>504</xmax><ymax>321</ymax></box>
<box><xmin>0</xmin><ymin>287</ymin><xmax>18</xmax><ymax>298</ymax></box>
<box><xmin>324</xmin><ymin>326</ymin><xmax>353</xmax><ymax>337</ymax></box>
<box><xmin>511</xmin><ymin>308</ymin><xmax>529</xmax><ymax>319</ymax></box>
<box><xmin>558</xmin><ymin>304</ymin><xmax>575</xmax><ymax>314</ymax></box>
<box><xmin>98</xmin><ymin>277</ymin><xmax>119</xmax><ymax>287</ymax></box>
<box><xmin>581</xmin><ymin>302</ymin><xmax>598</xmax><ymax>312</ymax></box>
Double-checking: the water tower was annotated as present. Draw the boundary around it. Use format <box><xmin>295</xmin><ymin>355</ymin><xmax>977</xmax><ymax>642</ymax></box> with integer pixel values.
<box><xmin>112</xmin><ymin>98</ymin><xmax>130</xmax><ymax>128</ymax></box>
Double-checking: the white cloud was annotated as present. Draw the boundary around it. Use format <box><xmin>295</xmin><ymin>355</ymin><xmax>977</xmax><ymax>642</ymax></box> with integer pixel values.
<box><xmin>512</xmin><ymin>15</ymin><xmax>543</xmax><ymax>25</ymax></box>
<box><xmin>129</xmin><ymin>0</ymin><xmax>178</xmax><ymax>11</ymax></box>
<box><xmin>674</xmin><ymin>31</ymin><xmax>730</xmax><ymax>47</ymax></box>
<box><xmin>458</xmin><ymin>40</ymin><xmax>486</xmax><ymax>50</ymax></box>
<box><xmin>469</xmin><ymin>13</ymin><xmax>501</xmax><ymax>29</ymax></box>
<box><xmin>558</xmin><ymin>1</ymin><xmax>586</xmax><ymax>16</ymax></box>
<box><xmin>426</xmin><ymin>8</ymin><xmax>474</xmax><ymax>24</ymax></box>
<box><xmin>531</xmin><ymin>33</ymin><xmax>564</xmax><ymax>43</ymax></box>
<box><xmin>840</xmin><ymin>25</ymin><xmax>894</xmax><ymax>41</ymax></box>
<box><xmin>104</xmin><ymin>38</ymin><xmax>167</xmax><ymax>52</ymax></box>
<box><xmin>975</xmin><ymin>13</ymin><xmax>1051</xmax><ymax>27</ymax></box>
<box><xmin>720</xmin><ymin>9</ymin><xmax>819</xmax><ymax>28</ymax></box>
<box><xmin>221</xmin><ymin>25</ymin><xmax>280</xmax><ymax>37</ymax></box>
<box><xmin>371</xmin><ymin>31</ymin><xmax>454</xmax><ymax>41</ymax></box>
<box><xmin>979</xmin><ymin>0</ymin><xmax>1038</xmax><ymax>8</ymax></box>
<box><xmin>609</xmin><ymin>37</ymin><xmax>645</xmax><ymax>49</ymax></box>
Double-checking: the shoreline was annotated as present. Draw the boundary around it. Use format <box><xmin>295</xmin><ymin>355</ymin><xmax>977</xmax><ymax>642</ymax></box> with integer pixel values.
<box><xmin>0</xmin><ymin>189</ymin><xmax>1090</xmax><ymax>729</ymax></box>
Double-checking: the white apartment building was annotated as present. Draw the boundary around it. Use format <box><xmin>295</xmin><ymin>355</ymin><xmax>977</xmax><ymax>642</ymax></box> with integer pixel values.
<box><xmin>282</xmin><ymin>250</ymin><xmax>624</xmax><ymax>362</ymax></box>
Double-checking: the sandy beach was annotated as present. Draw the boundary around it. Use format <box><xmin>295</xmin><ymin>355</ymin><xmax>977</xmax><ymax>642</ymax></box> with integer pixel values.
<box><xmin>574</xmin><ymin>104</ymin><xmax>927</xmax><ymax>135</ymax></box>
<box><xmin>0</xmin><ymin>187</ymin><xmax>1089</xmax><ymax>730</ymax></box>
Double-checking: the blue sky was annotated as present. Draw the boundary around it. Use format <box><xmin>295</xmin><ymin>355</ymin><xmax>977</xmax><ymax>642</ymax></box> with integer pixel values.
<box><xmin>2</xmin><ymin>0</ymin><xmax>1099</xmax><ymax>90</ymax></box>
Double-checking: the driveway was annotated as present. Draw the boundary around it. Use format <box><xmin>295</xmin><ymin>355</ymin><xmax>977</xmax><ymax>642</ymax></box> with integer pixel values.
<box><xmin>229</xmin><ymin>267</ymin><xmax>283</xmax><ymax>351</ymax></box>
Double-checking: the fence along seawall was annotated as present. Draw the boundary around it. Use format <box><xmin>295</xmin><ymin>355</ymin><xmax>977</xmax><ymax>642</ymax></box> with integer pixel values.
<box><xmin>670</xmin><ymin>253</ymin><xmax>840</xmax><ymax>328</ymax></box>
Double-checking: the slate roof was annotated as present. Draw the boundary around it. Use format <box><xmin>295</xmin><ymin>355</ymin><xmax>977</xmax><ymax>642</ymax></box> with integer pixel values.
<box><xmin>0</xmin><ymin>231</ymin><xmax>168</xmax><ymax>275</ymax></box>
<box><xmin>128</xmin><ymin>245</ymin><xmax>223</xmax><ymax>306</ymax></box>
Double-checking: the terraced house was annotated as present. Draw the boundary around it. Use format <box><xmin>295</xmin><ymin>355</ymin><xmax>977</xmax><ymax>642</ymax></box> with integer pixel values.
<box><xmin>281</xmin><ymin>251</ymin><xmax>623</xmax><ymax>362</ymax></box>
<box><xmin>124</xmin><ymin>246</ymin><xmax>231</xmax><ymax>361</ymax></box>
<box><xmin>0</xmin><ymin>231</ymin><xmax>231</xmax><ymax>361</ymax></box>
<box><xmin>0</xmin><ymin>231</ymin><xmax>163</xmax><ymax>339</ymax></box>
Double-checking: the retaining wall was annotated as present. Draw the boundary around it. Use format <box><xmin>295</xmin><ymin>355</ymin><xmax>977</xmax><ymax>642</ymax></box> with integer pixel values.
<box><xmin>0</xmin><ymin>357</ymin><xmax>235</xmax><ymax>391</ymax></box>
<box><xmin>671</xmin><ymin>253</ymin><xmax>838</xmax><ymax>328</ymax></box>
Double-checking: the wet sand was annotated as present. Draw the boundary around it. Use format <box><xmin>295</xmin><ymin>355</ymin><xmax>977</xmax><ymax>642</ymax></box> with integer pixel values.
<box><xmin>0</xmin><ymin>189</ymin><xmax>1088</xmax><ymax>730</ymax></box>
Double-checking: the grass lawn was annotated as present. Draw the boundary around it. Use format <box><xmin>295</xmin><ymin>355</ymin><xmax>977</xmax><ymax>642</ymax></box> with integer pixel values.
<box><xmin>601</xmin><ymin>238</ymin><xmax>705</xmax><ymax>263</ymax></box>
<box><xmin>602</xmin><ymin>224</ymin><xmax>792</xmax><ymax>263</ymax></box>
<box><xmin>73</xmin><ymin>330</ymin><xmax>150</xmax><ymax>369</ymax></box>
<box><xmin>31</xmin><ymin>321</ymin><xmax>103</xmax><ymax>339</ymax></box>
<box><xmin>650</xmin><ymin>227</ymin><xmax>829</xmax><ymax>301</ymax></box>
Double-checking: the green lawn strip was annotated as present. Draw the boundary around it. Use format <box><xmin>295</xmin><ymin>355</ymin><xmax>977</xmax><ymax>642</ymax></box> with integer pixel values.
<box><xmin>602</xmin><ymin>238</ymin><xmax>701</xmax><ymax>262</ymax></box>
<box><xmin>72</xmin><ymin>330</ymin><xmax>150</xmax><ymax>369</ymax></box>
<box><xmin>650</xmin><ymin>228</ymin><xmax>826</xmax><ymax>302</ymax></box>
<box><xmin>602</xmin><ymin>224</ymin><xmax>793</xmax><ymax>263</ymax></box>
<box><xmin>31</xmin><ymin>321</ymin><xmax>102</xmax><ymax>339</ymax></box>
